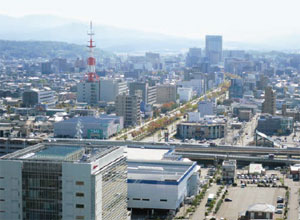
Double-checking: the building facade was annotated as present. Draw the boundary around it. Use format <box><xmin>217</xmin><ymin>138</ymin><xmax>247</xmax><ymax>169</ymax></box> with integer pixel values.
<box><xmin>129</xmin><ymin>82</ymin><xmax>156</xmax><ymax>105</ymax></box>
<box><xmin>156</xmin><ymin>84</ymin><xmax>177</xmax><ymax>104</ymax></box>
<box><xmin>116</xmin><ymin>93</ymin><xmax>141</xmax><ymax>127</ymax></box>
<box><xmin>205</xmin><ymin>35</ymin><xmax>222</xmax><ymax>65</ymax></box>
<box><xmin>262</xmin><ymin>86</ymin><xmax>276</xmax><ymax>115</ymax></box>
<box><xmin>177</xmin><ymin>121</ymin><xmax>226</xmax><ymax>140</ymax></box>
<box><xmin>222</xmin><ymin>160</ymin><xmax>236</xmax><ymax>184</ymax></box>
<box><xmin>100</xmin><ymin>79</ymin><xmax>128</xmax><ymax>102</ymax></box>
<box><xmin>256</xmin><ymin>114</ymin><xmax>293</xmax><ymax>135</ymax></box>
<box><xmin>22</xmin><ymin>88</ymin><xmax>56</xmax><ymax>107</ymax></box>
<box><xmin>0</xmin><ymin>143</ymin><xmax>128</xmax><ymax>220</ymax></box>
<box><xmin>54</xmin><ymin>115</ymin><xmax>124</xmax><ymax>139</ymax></box>
<box><xmin>77</xmin><ymin>81</ymin><xmax>101</xmax><ymax>106</ymax></box>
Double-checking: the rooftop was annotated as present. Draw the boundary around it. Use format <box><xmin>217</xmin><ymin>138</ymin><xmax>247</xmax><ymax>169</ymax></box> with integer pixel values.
<box><xmin>128</xmin><ymin>160</ymin><xmax>196</xmax><ymax>182</ymax></box>
<box><xmin>1</xmin><ymin>142</ymin><xmax>120</xmax><ymax>163</ymax></box>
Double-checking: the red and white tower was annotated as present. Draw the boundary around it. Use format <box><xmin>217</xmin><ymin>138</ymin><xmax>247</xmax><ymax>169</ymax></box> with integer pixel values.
<box><xmin>86</xmin><ymin>21</ymin><xmax>99</xmax><ymax>82</ymax></box>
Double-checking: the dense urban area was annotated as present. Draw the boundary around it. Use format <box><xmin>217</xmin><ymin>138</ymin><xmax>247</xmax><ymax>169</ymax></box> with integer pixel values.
<box><xmin>1</xmin><ymin>21</ymin><xmax>300</xmax><ymax>220</ymax></box>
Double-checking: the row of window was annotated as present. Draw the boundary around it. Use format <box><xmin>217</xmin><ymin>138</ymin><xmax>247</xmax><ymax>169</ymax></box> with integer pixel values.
<box><xmin>129</xmin><ymin>198</ymin><xmax>168</xmax><ymax>202</ymax></box>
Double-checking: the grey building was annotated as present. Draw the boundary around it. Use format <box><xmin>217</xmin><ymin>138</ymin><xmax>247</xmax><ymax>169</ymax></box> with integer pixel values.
<box><xmin>256</xmin><ymin>114</ymin><xmax>293</xmax><ymax>135</ymax></box>
<box><xmin>262</xmin><ymin>86</ymin><xmax>276</xmax><ymax>115</ymax></box>
<box><xmin>186</xmin><ymin>48</ymin><xmax>202</xmax><ymax>67</ymax></box>
<box><xmin>222</xmin><ymin>160</ymin><xmax>236</xmax><ymax>184</ymax></box>
<box><xmin>205</xmin><ymin>35</ymin><xmax>222</xmax><ymax>65</ymax></box>
<box><xmin>156</xmin><ymin>84</ymin><xmax>177</xmax><ymax>104</ymax></box>
<box><xmin>116</xmin><ymin>93</ymin><xmax>141</xmax><ymax>128</ymax></box>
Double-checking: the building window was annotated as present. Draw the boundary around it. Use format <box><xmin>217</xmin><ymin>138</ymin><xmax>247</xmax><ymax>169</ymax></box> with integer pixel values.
<box><xmin>160</xmin><ymin>199</ymin><xmax>167</xmax><ymax>202</ymax></box>
<box><xmin>142</xmin><ymin>199</ymin><xmax>150</xmax><ymax>201</ymax></box>
<box><xmin>76</xmin><ymin>181</ymin><xmax>84</xmax><ymax>186</ymax></box>
<box><xmin>76</xmin><ymin>192</ymin><xmax>84</xmax><ymax>197</ymax></box>
<box><xmin>76</xmin><ymin>216</ymin><xmax>84</xmax><ymax>220</ymax></box>
<box><xmin>76</xmin><ymin>204</ymin><xmax>84</xmax><ymax>209</ymax></box>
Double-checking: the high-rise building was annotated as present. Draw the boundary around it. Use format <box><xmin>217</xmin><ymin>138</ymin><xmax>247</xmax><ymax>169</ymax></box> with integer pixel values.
<box><xmin>41</xmin><ymin>62</ymin><xmax>52</xmax><ymax>74</ymax></box>
<box><xmin>205</xmin><ymin>35</ymin><xmax>222</xmax><ymax>65</ymax></box>
<box><xmin>0</xmin><ymin>143</ymin><xmax>127</xmax><ymax>220</ymax></box>
<box><xmin>100</xmin><ymin>79</ymin><xmax>128</xmax><ymax>102</ymax></box>
<box><xmin>116</xmin><ymin>92</ymin><xmax>141</xmax><ymax>127</ymax></box>
<box><xmin>129</xmin><ymin>82</ymin><xmax>156</xmax><ymax>105</ymax></box>
<box><xmin>186</xmin><ymin>48</ymin><xmax>202</xmax><ymax>67</ymax></box>
<box><xmin>262</xmin><ymin>86</ymin><xmax>276</xmax><ymax>115</ymax></box>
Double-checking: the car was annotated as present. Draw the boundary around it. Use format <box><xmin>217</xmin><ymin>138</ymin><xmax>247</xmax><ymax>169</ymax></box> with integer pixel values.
<box><xmin>224</xmin><ymin>198</ymin><xmax>232</xmax><ymax>202</ymax></box>
<box><xmin>277</xmin><ymin>204</ymin><xmax>284</xmax><ymax>209</ymax></box>
<box><xmin>275</xmin><ymin>209</ymin><xmax>283</xmax><ymax>214</ymax></box>
<box><xmin>241</xmin><ymin>183</ymin><xmax>246</xmax><ymax>188</ymax></box>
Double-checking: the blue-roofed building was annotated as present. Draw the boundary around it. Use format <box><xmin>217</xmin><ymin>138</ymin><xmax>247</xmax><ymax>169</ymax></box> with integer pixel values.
<box><xmin>127</xmin><ymin>147</ymin><xmax>199</xmax><ymax>214</ymax></box>
<box><xmin>53</xmin><ymin>115</ymin><xmax>124</xmax><ymax>139</ymax></box>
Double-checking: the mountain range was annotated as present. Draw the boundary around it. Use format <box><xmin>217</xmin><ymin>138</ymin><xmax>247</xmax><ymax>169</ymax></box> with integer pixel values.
<box><xmin>0</xmin><ymin>14</ymin><xmax>299</xmax><ymax>52</ymax></box>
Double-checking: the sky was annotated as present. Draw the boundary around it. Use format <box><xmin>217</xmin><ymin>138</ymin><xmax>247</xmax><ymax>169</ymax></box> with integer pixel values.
<box><xmin>1</xmin><ymin>0</ymin><xmax>300</xmax><ymax>42</ymax></box>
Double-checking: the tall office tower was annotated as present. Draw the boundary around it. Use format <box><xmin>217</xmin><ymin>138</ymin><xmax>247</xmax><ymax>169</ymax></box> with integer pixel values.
<box><xmin>186</xmin><ymin>48</ymin><xmax>202</xmax><ymax>67</ymax></box>
<box><xmin>77</xmin><ymin>22</ymin><xmax>101</xmax><ymax>106</ymax></box>
<box><xmin>205</xmin><ymin>35</ymin><xmax>222</xmax><ymax>65</ymax></box>
<box><xmin>0</xmin><ymin>143</ymin><xmax>127</xmax><ymax>220</ymax></box>
<box><xmin>262</xmin><ymin>86</ymin><xmax>276</xmax><ymax>115</ymax></box>
<box><xmin>99</xmin><ymin>79</ymin><xmax>128</xmax><ymax>102</ymax></box>
<box><xmin>116</xmin><ymin>92</ymin><xmax>141</xmax><ymax>127</ymax></box>
<box><xmin>129</xmin><ymin>82</ymin><xmax>156</xmax><ymax>105</ymax></box>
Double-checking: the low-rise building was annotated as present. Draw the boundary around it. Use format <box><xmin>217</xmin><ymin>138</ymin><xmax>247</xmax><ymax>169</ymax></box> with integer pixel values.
<box><xmin>256</xmin><ymin>114</ymin><xmax>293</xmax><ymax>135</ymax></box>
<box><xmin>239</xmin><ymin>203</ymin><xmax>275</xmax><ymax>220</ymax></box>
<box><xmin>128</xmin><ymin>160</ymin><xmax>198</xmax><ymax>213</ymax></box>
<box><xmin>222</xmin><ymin>160</ymin><xmax>236</xmax><ymax>184</ymax></box>
<box><xmin>54</xmin><ymin>115</ymin><xmax>123</xmax><ymax>139</ymax></box>
<box><xmin>22</xmin><ymin>88</ymin><xmax>56</xmax><ymax>107</ymax></box>
<box><xmin>176</xmin><ymin>116</ymin><xmax>226</xmax><ymax>140</ymax></box>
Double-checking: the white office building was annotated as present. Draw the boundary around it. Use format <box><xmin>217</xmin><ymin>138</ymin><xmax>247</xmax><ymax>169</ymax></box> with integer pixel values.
<box><xmin>77</xmin><ymin>81</ymin><xmax>101</xmax><ymax>106</ymax></box>
<box><xmin>177</xmin><ymin>87</ymin><xmax>193</xmax><ymax>102</ymax></box>
<box><xmin>22</xmin><ymin>88</ymin><xmax>56</xmax><ymax>107</ymax></box>
<box><xmin>100</xmin><ymin>79</ymin><xmax>128</xmax><ymax>102</ymax></box>
<box><xmin>126</xmin><ymin>148</ymin><xmax>199</xmax><ymax>214</ymax></box>
<box><xmin>0</xmin><ymin>143</ymin><xmax>127</xmax><ymax>220</ymax></box>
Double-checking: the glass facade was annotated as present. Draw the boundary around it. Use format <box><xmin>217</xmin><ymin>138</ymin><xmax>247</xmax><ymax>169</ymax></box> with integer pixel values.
<box><xmin>101</xmin><ymin>157</ymin><xmax>127</xmax><ymax>220</ymax></box>
<box><xmin>22</xmin><ymin>162</ymin><xmax>62</xmax><ymax>220</ymax></box>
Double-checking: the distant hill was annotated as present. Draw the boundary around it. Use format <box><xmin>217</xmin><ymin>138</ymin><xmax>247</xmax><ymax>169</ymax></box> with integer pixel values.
<box><xmin>0</xmin><ymin>40</ymin><xmax>113</xmax><ymax>59</ymax></box>
<box><xmin>0</xmin><ymin>14</ymin><xmax>204</xmax><ymax>53</ymax></box>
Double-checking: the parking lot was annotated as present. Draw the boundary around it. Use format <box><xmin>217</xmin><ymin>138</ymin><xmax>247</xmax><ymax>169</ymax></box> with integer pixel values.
<box><xmin>216</xmin><ymin>186</ymin><xmax>285</xmax><ymax>220</ymax></box>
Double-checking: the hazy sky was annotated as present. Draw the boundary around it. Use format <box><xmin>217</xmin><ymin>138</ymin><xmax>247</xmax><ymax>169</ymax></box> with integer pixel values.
<box><xmin>1</xmin><ymin>0</ymin><xmax>300</xmax><ymax>42</ymax></box>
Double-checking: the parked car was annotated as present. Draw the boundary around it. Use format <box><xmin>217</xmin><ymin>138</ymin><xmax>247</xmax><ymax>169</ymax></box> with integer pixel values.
<box><xmin>275</xmin><ymin>209</ymin><xmax>283</xmax><ymax>214</ymax></box>
<box><xmin>224</xmin><ymin>198</ymin><xmax>232</xmax><ymax>202</ymax></box>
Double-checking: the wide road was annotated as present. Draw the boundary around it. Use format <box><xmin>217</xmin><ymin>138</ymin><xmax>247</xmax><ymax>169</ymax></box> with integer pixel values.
<box><xmin>191</xmin><ymin>183</ymin><xmax>219</xmax><ymax>220</ymax></box>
